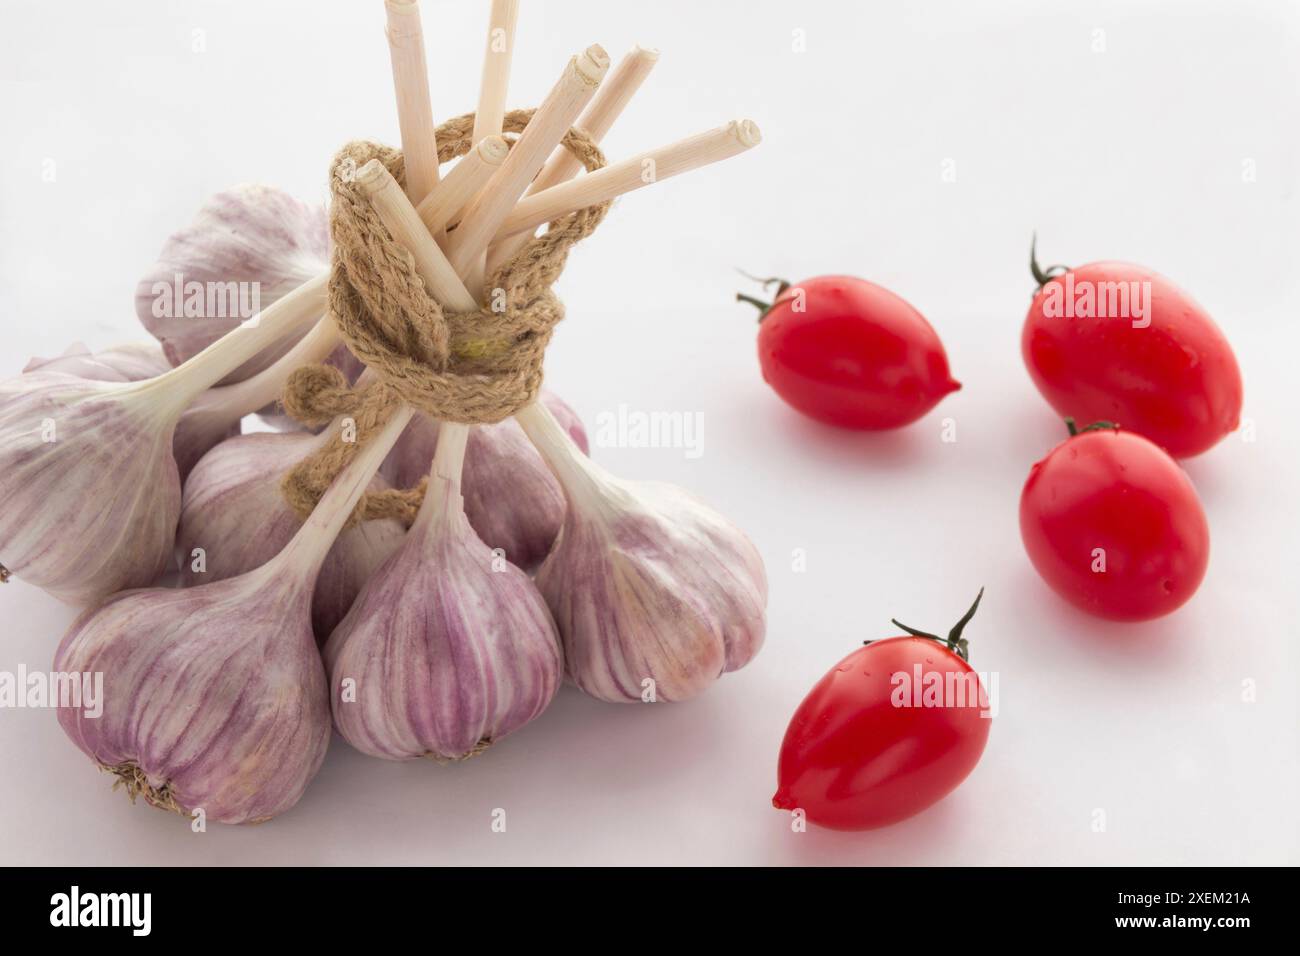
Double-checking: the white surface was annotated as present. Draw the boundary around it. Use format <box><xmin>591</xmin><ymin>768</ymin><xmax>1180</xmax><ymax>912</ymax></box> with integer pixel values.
<box><xmin>2</xmin><ymin>0</ymin><xmax>1298</xmax><ymax>865</ymax></box>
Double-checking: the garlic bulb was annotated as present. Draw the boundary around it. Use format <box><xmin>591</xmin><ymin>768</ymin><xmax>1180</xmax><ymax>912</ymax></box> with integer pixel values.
<box><xmin>21</xmin><ymin>339</ymin><xmax>236</xmax><ymax>482</ymax></box>
<box><xmin>54</xmin><ymin>406</ymin><xmax>413</xmax><ymax>825</ymax></box>
<box><xmin>16</xmin><ymin>332</ymin><xmax>336</xmax><ymax>483</ymax></box>
<box><xmin>325</xmin><ymin>423</ymin><xmax>562</xmax><ymax>760</ymax></box>
<box><xmin>516</xmin><ymin>403</ymin><xmax>767</xmax><ymax>703</ymax></box>
<box><xmin>135</xmin><ymin>184</ymin><xmax>328</xmax><ymax>383</ymax></box>
<box><xmin>24</xmin><ymin>341</ymin><xmax>171</xmax><ymax>382</ymax></box>
<box><xmin>0</xmin><ymin>372</ymin><xmax>182</xmax><ymax>603</ymax></box>
<box><xmin>382</xmin><ymin>390</ymin><xmax>590</xmax><ymax>570</ymax></box>
<box><xmin>0</xmin><ymin>276</ymin><xmax>327</xmax><ymax>603</ymax></box>
<box><xmin>178</xmin><ymin>431</ymin><xmax>406</xmax><ymax>641</ymax></box>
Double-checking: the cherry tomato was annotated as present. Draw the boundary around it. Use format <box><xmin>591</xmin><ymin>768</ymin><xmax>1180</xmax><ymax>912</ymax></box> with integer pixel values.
<box><xmin>740</xmin><ymin>274</ymin><xmax>960</xmax><ymax>430</ymax></box>
<box><xmin>774</xmin><ymin>591</ymin><xmax>991</xmax><ymax>831</ymax></box>
<box><xmin>1019</xmin><ymin>421</ymin><xmax>1210</xmax><ymax>621</ymax></box>
<box><xmin>1021</xmin><ymin>241</ymin><xmax>1242</xmax><ymax>458</ymax></box>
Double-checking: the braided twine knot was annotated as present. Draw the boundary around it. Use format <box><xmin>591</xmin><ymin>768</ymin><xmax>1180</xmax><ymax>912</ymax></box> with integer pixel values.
<box><xmin>280</xmin><ymin>108</ymin><xmax>609</xmax><ymax>524</ymax></box>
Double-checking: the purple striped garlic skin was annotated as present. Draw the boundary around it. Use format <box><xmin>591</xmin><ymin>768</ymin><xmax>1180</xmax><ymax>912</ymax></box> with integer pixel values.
<box><xmin>53</xmin><ymin>567</ymin><xmax>330</xmax><ymax>825</ymax></box>
<box><xmin>135</xmin><ymin>184</ymin><xmax>328</xmax><ymax>384</ymax></box>
<box><xmin>178</xmin><ymin>432</ymin><xmax>406</xmax><ymax>642</ymax></box>
<box><xmin>172</xmin><ymin>402</ymin><xmax>242</xmax><ymax>482</ymax></box>
<box><xmin>0</xmin><ymin>372</ymin><xmax>181</xmax><ymax>604</ymax></box>
<box><xmin>381</xmin><ymin>391</ymin><xmax>590</xmax><ymax>571</ymax></box>
<box><xmin>536</xmin><ymin>478</ymin><xmax>768</xmax><ymax>703</ymax></box>
<box><xmin>323</xmin><ymin>478</ymin><xmax>562</xmax><ymax>761</ymax></box>
<box><xmin>22</xmin><ymin>341</ymin><xmax>239</xmax><ymax>482</ymax></box>
<box><xmin>24</xmin><ymin>341</ymin><xmax>172</xmax><ymax>382</ymax></box>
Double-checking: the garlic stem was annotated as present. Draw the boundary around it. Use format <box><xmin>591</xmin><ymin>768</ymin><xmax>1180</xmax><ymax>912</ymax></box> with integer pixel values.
<box><xmin>515</xmin><ymin>400</ymin><xmax>612</xmax><ymax>501</ymax></box>
<box><xmin>410</xmin><ymin>420</ymin><xmax>469</xmax><ymax>530</ymax></box>
<box><xmin>445</xmin><ymin>46</ymin><xmax>609</xmax><ymax>287</ymax></box>
<box><xmin>486</xmin><ymin>43</ymin><xmax>659</xmax><ymax>275</ymax></box>
<box><xmin>384</xmin><ymin>0</ymin><xmax>440</xmax><ymax>206</ymax></box>
<box><xmin>144</xmin><ymin>273</ymin><xmax>328</xmax><ymax>408</ymax></box>
<box><xmin>415</xmin><ymin>135</ymin><xmax>509</xmax><ymax>236</ymax></box>
<box><xmin>494</xmin><ymin>120</ymin><xmax>762</xmax><ymax>242</ymax></box>
<box><xmin>271</xmin><ymin>404</ymin><xmax>415</xmax><ymax>583</ymax></box>
<box><xmin>186</xmin><ymin>315</ymin><xmax>342</xmax><ymax>423</ymax></box>
<box><xmin>472</xmin><ymin>0</ymin><xmax>521</xmax><ymax>144</ymax></box>
<box><xmin>357</xmin><ymin>160</ymin><xmax>478</xmax><ymax>312</ymax></box>
<box><xmin>430</xmin><ymin>421</ymin><xmax>469</xmax><ymax>485</ymax></box>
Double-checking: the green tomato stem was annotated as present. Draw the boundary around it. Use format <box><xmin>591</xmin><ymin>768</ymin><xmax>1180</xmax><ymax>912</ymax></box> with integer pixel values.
<box><xmin>1030</xmin><ymin>233</ymin><xmax>1071</xmax><ymax>289</ymax></box>
<box><xmin>877</xmin><ymin>587</ymin><xmax>985</xmax><ymax>663</ymax></box>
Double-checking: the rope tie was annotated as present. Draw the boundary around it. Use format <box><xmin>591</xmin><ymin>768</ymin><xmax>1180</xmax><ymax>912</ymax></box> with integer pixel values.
<box><xmin>280</xmin><ymin>108</ymin><xmax>609</xmax><ymax>524</ymax></box>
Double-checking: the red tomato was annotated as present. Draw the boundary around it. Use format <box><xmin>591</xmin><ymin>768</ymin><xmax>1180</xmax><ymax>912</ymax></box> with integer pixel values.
<box><xmin>773</xmin><ymin>591</ymin><xmax>991</xmax><ymax>831</ymax></box>
<box><xmin>1019</xmin><ymin>422</ymin><xmax>1210</xmax><ymax>621</ymax></box>
<box><xmin>1021</xmin><ymin>244</ymin><xmax>1242</xmax><ymax>458</ymax></box>
<box><xmin>740</xmin><ymin>275</ymin><xmax>960</xmax><ymax>430</ymax></box>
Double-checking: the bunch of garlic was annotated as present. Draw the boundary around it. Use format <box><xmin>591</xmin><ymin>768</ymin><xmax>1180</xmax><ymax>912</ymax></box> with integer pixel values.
<box><xmin>24</xmin><ymin>0</ymin><xmax>776</xmax><ymax>834</ymax></box>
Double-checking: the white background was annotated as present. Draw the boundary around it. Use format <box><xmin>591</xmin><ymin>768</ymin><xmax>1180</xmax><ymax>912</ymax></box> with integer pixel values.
<box><xmin>1</xmin><ymin>0</ymin><xmax>1298</xmax><ymax>865</ymax></box>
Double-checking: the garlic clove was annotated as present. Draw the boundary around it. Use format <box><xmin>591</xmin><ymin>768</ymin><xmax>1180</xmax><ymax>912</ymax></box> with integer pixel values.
<box><xmin>24</xmin><ymin>341</ymin><xmax>172</xmax><ymax>382</ymax></box>
<box><xmin>134</xmin><ymin>184</ymin><xmax>328</xmax><ymax>384</ymax></box>
<box><xmin>325</xmin><ymin>424</ymin><xmax>562</xmax><ymax>760</ymax></box>
<box><xmin>310</xmin><ymin>516</ymin><xmax>409</xmax><ymax>642</ymax></box>
<box><xmin>382</xmin><ymin>390</ymin><xmax>588</xmax><ymax>570</ymax></box>
<box><xmin>518</xmin><ymin>403</ymin><xmax>767</xmax><ymax>703</ymax></box>
<box><xmin>178</xmin><ymin>432</ymin><xmax>406</xmax><ymax>643</ymax></box>
<box><xmin>172</xmin><ymin>403</ymin><xmax>242</xmax><ymax>482</ymax></box>
<box><xmin>460</xmin><ymin>418</ymin><xmax>567</xmax><ymax>572</ymax></box>
<box><xmin>0</xmin><ymin>372</ymin><xmax>182</xmax><ymax>604</ymax></box>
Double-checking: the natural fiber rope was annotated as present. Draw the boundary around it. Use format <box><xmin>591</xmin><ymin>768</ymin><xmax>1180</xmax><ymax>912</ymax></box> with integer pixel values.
<box><xmin>279</xmin><ymin>108</ymin><xmax>609</xmax><ymax>524</ymax></box>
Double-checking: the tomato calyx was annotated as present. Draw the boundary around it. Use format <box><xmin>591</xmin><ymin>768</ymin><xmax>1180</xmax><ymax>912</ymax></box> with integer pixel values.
<box><xmin>1064</xmin><ymin>416</ymin><xmax>1119</xmax><ymax>437</ymax></box>
<box><xmin>1029</xmin><ymin>233</ymin><xmax>1072</xmax><ymax>289</ymax></box>
<box><xmin>866</xmin><ymin>587</ymin><xmax>985</xmax><ymax>663</ymax></box>
<box><xmin>735</xmin><ymin>270</ymin><xmax>793</xmax><ymax>322</ymax></box>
